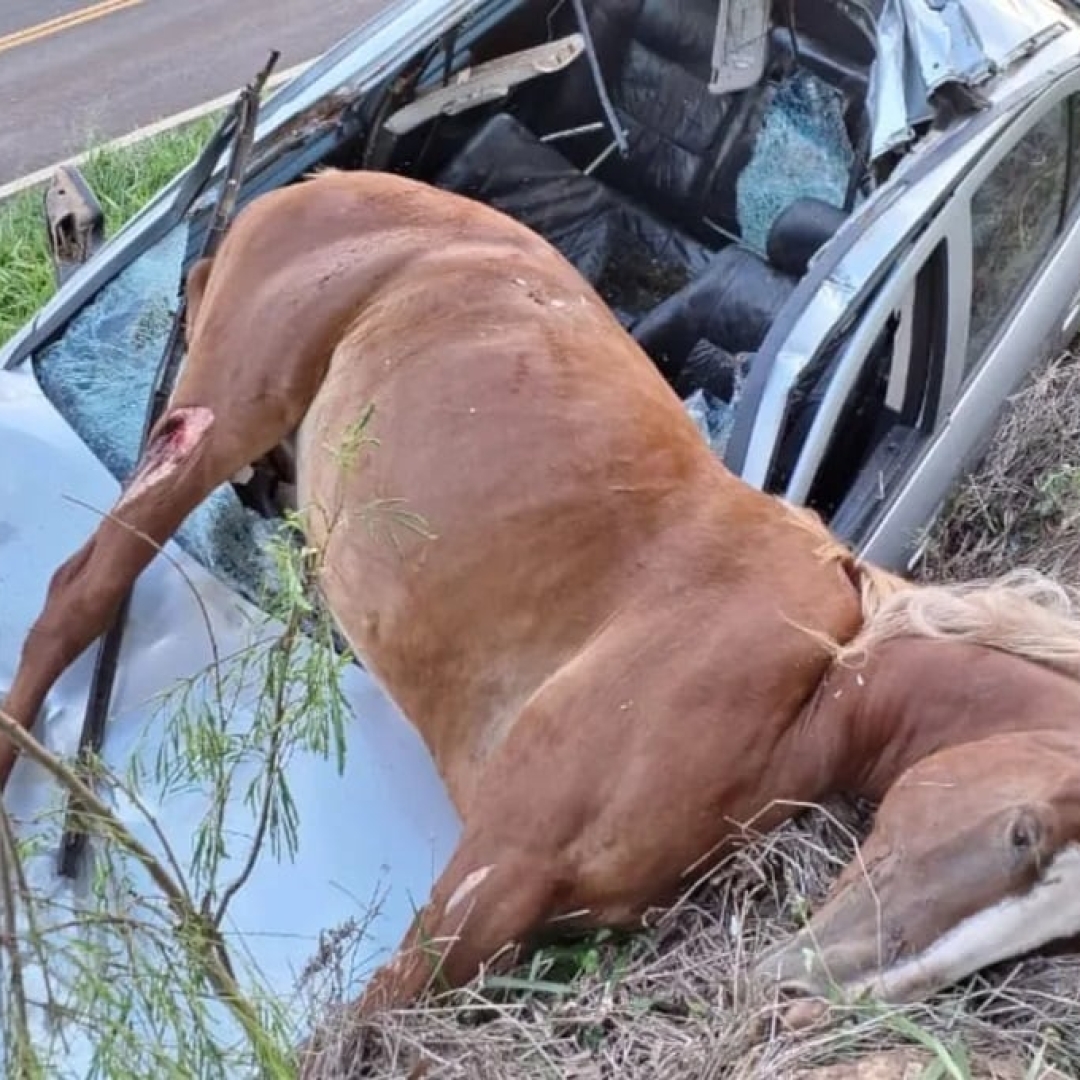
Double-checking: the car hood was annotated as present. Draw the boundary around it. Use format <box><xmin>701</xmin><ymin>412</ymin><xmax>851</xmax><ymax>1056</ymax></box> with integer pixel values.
<box><xmin>0</xmin><ymin>364</ymin><xmax>460</xmax><ymax>1062</ymax></box>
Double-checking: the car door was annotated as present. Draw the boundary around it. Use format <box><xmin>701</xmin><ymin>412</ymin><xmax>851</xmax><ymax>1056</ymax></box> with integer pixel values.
<box><xmin>807</xmin><ymin>75</ymin><xmax>1080</xmax><ymax>568</ymax></box>
<box><xmin>773</xmin><ymin>231</ymin><xmax>954</xmax><ymax>537</ymax></box>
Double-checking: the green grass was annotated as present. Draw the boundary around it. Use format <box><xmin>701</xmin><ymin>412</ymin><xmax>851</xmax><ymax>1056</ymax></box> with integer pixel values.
<box><xmin>0</xmin><ymin>115</ymin><xmax>219</xmax><ymax>347</ymax></box>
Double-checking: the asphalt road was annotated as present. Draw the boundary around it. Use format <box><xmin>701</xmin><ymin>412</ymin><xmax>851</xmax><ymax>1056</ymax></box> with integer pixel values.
<box><xmin>0</xmin><ymin>0</ymin><xmax>387</xmax><ymax>186</ymax></box>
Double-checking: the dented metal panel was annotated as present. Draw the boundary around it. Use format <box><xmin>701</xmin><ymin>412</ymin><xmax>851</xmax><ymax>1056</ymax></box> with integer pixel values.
<box><xmin>868</xmin><ymin>0</ymin><xmax>1069</xmax><ymax>157</ymax></box>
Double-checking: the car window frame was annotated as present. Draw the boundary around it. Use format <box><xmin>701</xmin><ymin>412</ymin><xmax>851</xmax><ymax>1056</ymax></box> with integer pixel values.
<box><xmin>823</xmin><ymin>239</ymin><xmax>951</xmax><ymax>542</ymax></box>
<box><xmin>959</xmin><ymin>91</ymin><xmax>1075</xmax><ymax>387</ymax></box>
<box><xmin>779</xmin><ymin>223</ymin><xmax>958</xmax><ymax>508</ymax></box>
<box><xmin>850</xmin><ymin>69</ymin><xmax>1080</xmax><ymax>566</ymax></box>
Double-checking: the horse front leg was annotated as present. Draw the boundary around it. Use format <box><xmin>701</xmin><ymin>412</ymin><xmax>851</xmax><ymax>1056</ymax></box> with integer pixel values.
<box><xmin>0</xmin><ymin>396</ymin><xmax>297</xmax><ymax>788</ymax></box>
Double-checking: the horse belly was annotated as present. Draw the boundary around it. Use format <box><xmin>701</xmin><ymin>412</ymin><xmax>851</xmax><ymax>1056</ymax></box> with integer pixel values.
<box><xmin>290</xmin><ymin>344</ymin><xmax>599</xmax><ymax>795</ymax></box>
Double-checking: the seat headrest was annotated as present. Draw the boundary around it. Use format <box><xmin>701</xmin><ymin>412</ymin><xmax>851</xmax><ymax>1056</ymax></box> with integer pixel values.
<box><xmin>766</xmin><ymin>196</ymin><xmax>849</xmax><ymax>278</ymax></box>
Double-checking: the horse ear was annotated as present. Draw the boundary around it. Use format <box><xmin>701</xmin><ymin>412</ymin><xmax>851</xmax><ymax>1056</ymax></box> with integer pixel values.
<box><xmin>184</xmin><ymin>257</ymin><xmax>214</xmax><ymax>346</ymax></box>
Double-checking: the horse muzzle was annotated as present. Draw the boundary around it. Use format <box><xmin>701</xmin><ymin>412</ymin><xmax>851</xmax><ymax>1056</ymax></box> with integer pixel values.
<box><xmin>752</xmin><ymin>877</ymin><xmax>920</xmax><ymax>1009</ymax></box>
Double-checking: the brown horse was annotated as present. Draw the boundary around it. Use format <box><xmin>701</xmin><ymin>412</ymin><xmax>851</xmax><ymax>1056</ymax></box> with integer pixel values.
<box><xmin>4</xmin><ymin>169</ymin><xmax>1080</xmax><ymax>1023</ymax></box>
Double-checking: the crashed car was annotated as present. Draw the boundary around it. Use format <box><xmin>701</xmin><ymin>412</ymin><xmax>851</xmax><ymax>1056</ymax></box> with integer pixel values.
<box><xmin>12</xmin><ymin>1</ymin><xmax>1080</xmax><ymax>570</ymax></box>
<box><xmin>3</xmin><ymin>0</ymin><xmax>1080</xmax><ymax>1061</ymax></box>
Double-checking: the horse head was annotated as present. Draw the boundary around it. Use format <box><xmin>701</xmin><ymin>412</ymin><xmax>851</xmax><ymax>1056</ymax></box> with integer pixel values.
<box><xmin>758</xmin><ymin>581</ymin><xmax>1080</xmax><ymax>1011</ymax></box>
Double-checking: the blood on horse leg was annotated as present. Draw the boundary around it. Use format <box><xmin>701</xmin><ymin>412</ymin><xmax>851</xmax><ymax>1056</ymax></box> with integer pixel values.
<box><xmin>118</xmin><ymin>406</ymin><xmax>215</xmax><ymax>506</ymax></box>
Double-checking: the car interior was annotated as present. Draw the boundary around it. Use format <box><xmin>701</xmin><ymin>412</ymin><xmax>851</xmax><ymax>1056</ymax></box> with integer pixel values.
<box><xmin>318</xmin><ymin>0</ymin><xmax>880</xmax><ymax>450</ymax></box>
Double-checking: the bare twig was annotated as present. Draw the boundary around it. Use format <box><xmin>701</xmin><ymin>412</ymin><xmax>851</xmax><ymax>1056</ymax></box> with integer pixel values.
<box><xmin>0</xmin><ymin>803</ymin><xmax>59</xmax><ymax>1050</ymax></box>
<box><xmin>213</xmin><ymin>612</ymin><xmax>300</xmax><ymax>929</ymax></box>
<box><xmin>0</xmin><ymin>803</ymin><xmax>34</xmax><ymax>1077</ymax></box>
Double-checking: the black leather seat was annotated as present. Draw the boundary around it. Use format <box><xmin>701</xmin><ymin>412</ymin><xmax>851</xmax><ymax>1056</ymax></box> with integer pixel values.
<box><xmin>435</xmin><ymin>0</ymin><xmax>854</xmax><ymax>334</ymax></box>
<box><xmin>526</xmin><ymin>0</ymin><xmax>872</xmax><ymax>247</ymax></box>
<box><xmin>631</xmin><ymin>196</ymin><xmax>850</xmax><ymax>398</ymax></box>
<box><xmin>631</xmin><ymin>245</ymin><xmax>797</xmax><ymax>389</ymax></box>
<box><xmin>435</xmin><ymin>113</ymin><xmax>616</xmax><ymax>285</ymax></box>
<box><xmin>436</xmin><ymin>111</ymin><xmax>714</xmax><ymax>325</ymax></box>
<box><xmin>531</xmin><ymin>0</ymin><xmax>755</xmax><ymax>241</ymax></box>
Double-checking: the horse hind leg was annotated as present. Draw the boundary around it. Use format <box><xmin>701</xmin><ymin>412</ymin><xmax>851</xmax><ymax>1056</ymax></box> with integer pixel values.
<box><xmin>0</xmin><ymin>371</ymin><xmax>305</xmax><ymax>788</ymax></box>
<box><xmin>299</xmin><ymin>848</ymin><xmax>557</xmax><ymax>1078</ymax></box>
<box><xmin>347</xmin><ymin>834</ymin><xmax>562</xmax><ymax>1016</ymax></box>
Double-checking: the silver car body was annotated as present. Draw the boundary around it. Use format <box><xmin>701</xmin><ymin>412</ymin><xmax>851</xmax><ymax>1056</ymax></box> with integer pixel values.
<box><xmin>732</xmin><ymin>3</ymin><xmax>1080</xmax><ymax>567</ymax></box>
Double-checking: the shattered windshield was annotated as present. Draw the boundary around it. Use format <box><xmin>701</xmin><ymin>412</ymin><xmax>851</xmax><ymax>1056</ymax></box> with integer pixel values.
<box><xmin>32</xmin><ymin>226</ymin><xmax>281</xmax><ymax>608</ymax></box>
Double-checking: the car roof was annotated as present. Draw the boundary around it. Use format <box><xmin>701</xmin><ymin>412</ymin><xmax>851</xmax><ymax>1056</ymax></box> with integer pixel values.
<box><xmin>866</xmin><ymin>0</ymin><xmax>1079</xmax><ymax>159</ymax></box>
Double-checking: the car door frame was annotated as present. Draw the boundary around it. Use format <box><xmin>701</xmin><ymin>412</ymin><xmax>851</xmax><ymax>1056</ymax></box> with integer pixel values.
<box><xmin>778</xmin><ymin>222</ymin><xmax>960</xmax><ymax>518</ymax></box>
<box><xmin>725</xmin><ymin>54</ymin><xmax>1080</xmax><ymax>495</ymax></box>
<box><xmin>846</xmin><ymin>68</ymin><xmax>1080</xmax><ymax>568</ymax></box>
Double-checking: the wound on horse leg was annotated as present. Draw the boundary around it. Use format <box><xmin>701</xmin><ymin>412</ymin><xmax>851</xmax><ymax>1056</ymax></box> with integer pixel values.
<box><xmin>118</xmin><ymin>406</ymin><xmax>216</xmax><ymax>508</ymax></box>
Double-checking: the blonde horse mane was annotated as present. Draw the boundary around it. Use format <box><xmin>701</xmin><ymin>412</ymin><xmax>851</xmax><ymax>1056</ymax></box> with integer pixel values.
<box><xmin>777</xmin><ymin>500</ymin><xmax>1080</xmax><ymax>680</ymax></box>
<box><xmin>841</xmin><ymin>566</ymin><xmax>1080</xmax><ymax>680</ymax></box>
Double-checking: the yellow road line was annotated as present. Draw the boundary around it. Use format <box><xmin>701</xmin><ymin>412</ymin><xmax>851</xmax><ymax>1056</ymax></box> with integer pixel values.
<box><xmin>0</xmin><ymin>0</ymin><xmax>143</xmax><ymax>57</ymax></box>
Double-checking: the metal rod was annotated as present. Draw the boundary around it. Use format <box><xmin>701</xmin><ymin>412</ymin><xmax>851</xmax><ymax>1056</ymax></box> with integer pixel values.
<box><xmin>540</xmin><ymin>120</ymin><xmax>605</xmax><ymax>143</ymax></box>
<box><xmin>569</xmin><ymin>0</ymin><xmax>628</xmax><ymax>157</ymax></box>
<box><xmin>57</xmin><ymin>50</ymin><xmax>280</xmax><ymax>879</ymax></box>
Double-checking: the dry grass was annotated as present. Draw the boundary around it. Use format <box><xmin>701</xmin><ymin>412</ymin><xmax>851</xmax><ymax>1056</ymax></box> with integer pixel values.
<box><xmin>918</xmin><ymin>349</ymin><xmax>1080</xmax><ymax>589</ymax></box>
<box><xmin>301</xmin><ymin>799</ymin><xmax>1078</xmax><ymax>1079</ymax></box>
<box><xmin>300</xmin><ymin>348</ymin><xmax>1080</xmax><ymax>1080</ymax></box>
